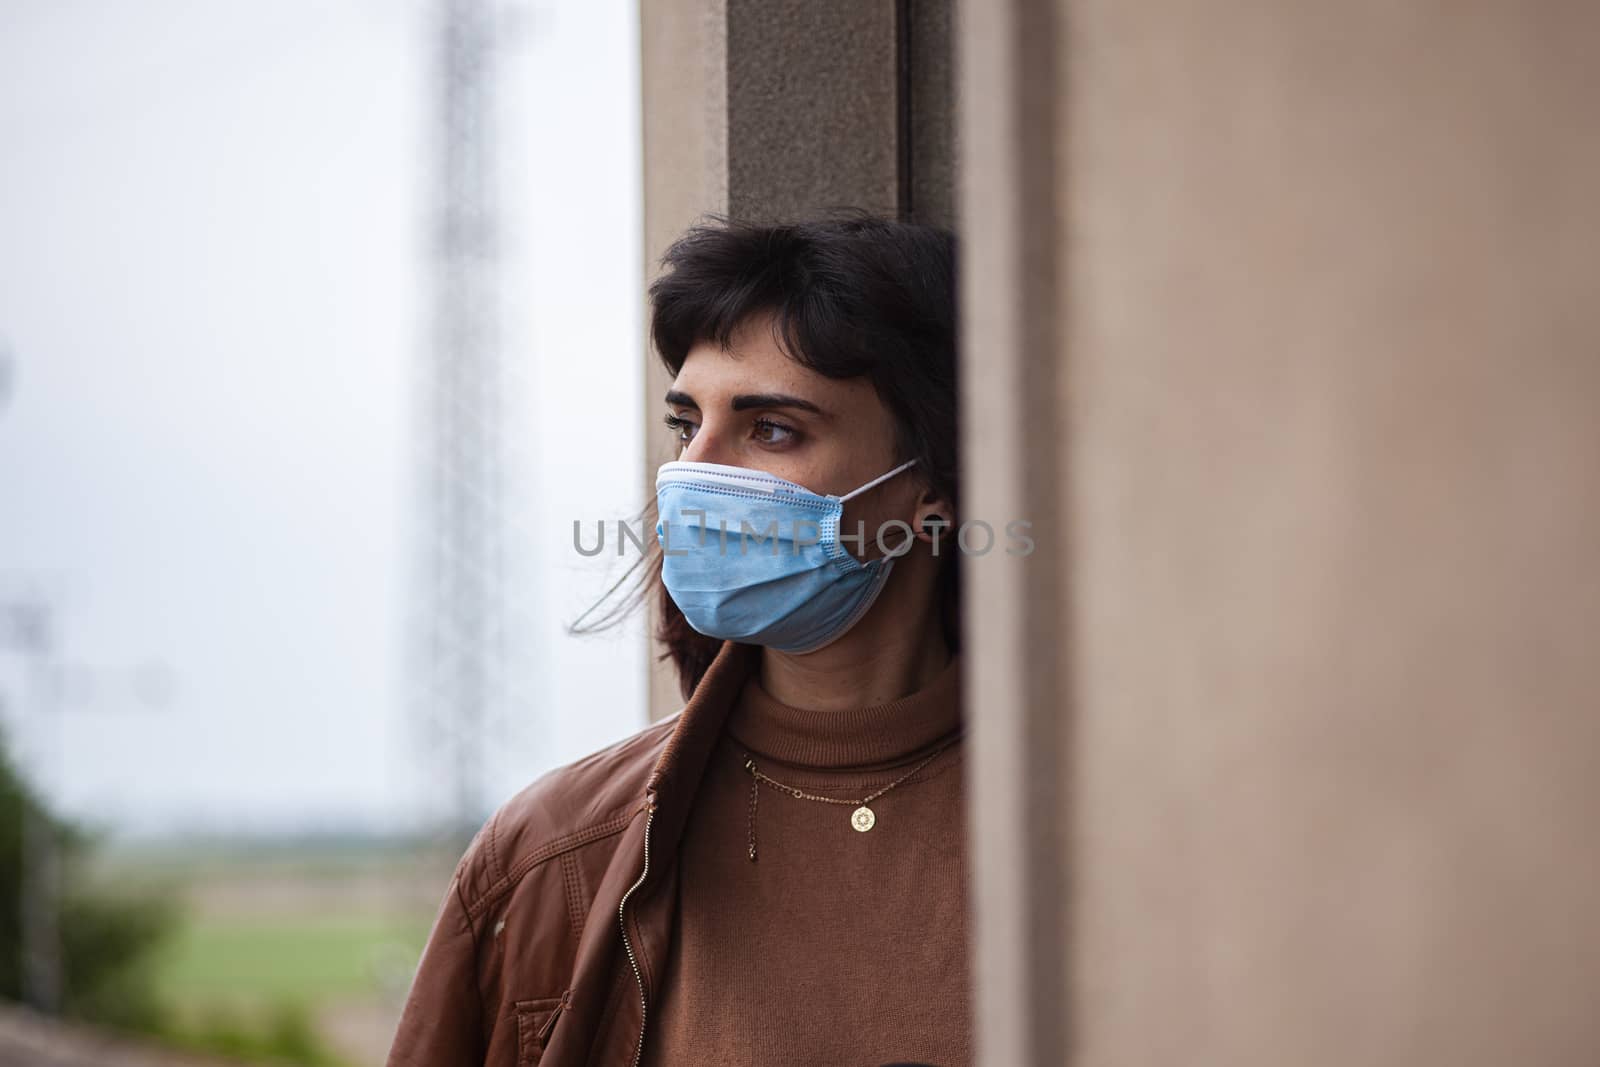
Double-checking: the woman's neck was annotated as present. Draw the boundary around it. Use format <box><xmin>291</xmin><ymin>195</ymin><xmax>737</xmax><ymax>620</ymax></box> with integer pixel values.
<box><xmin>757</xmin><ymin>552</ymin><xmax>951</xmax><ymax>711</ymax></box>
<box><xmin>758</xmin><ymin>634</ymin><xmax>950</xmax><ymax>713</ymax></box>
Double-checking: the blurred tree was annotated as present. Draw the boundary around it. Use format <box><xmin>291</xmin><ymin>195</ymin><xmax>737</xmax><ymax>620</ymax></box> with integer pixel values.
<box><xmin>0</xmin><ymin>721</ymin><xmax>179</xmax><ymax>1030</ymax></box>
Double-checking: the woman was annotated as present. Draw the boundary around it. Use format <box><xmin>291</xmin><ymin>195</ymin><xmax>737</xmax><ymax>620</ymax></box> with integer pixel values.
<box><xmin>387</xmin><ymin>213</ymin><xmax>968</xmax><ymax>1067</ymax></box>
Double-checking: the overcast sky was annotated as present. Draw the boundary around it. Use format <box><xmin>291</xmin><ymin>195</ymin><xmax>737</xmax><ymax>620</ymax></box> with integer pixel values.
<box><xmin>0</xmin><ymin>0</ymin><xmax>648</xmax><ymax>836</ymax></box>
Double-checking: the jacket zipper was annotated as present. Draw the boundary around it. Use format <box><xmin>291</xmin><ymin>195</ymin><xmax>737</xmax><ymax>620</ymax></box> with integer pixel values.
<box><xmin>534</xmin><ymin>988</ymin><xmax>571</xmax><ymax>1045</ymax></box>
<box><xmin>617</xmin><ymin>797</ymin><xmax>657</xmax><ymax>1067</ymax></box>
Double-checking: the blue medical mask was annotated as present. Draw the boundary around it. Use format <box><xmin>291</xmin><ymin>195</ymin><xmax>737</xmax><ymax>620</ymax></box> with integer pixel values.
<box><xmin>655</xmin><ymin>457</ymin><xmax>920</xmax><ymax>654</ymax></box>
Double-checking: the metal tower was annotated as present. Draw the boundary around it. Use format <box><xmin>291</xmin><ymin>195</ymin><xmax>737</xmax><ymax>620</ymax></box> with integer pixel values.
<box><xmin>414</xmin><ymin>0</ymin><xmax>507</xmax><ymax>840</ymax></box>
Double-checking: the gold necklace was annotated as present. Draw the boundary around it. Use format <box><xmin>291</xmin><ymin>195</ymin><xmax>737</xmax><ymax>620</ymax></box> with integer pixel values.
<box><xmin>740</xmin><ymin>730</ymin><xmax>963</xmax><ymax>861</ymax></box>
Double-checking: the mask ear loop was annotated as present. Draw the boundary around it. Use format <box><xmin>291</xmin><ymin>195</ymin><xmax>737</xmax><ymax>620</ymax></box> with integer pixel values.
<box><xmin>835</xmin><ymin>457</ymin><xmax>920</xmax><ymax>503</ymax></box>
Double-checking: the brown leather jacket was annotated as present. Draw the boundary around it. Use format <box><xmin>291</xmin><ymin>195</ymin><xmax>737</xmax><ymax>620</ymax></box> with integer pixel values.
<box><xmin>386</xmin><ymin>639</ymin><xmax>760</xmax><ymax>1067</ymax></box>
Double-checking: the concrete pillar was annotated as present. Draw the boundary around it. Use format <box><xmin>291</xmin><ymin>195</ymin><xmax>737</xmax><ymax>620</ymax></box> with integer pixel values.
<box><xmin>960</xmin><ymin>2</ymin><xmax>1600</xmax><ymax>1065</ymax></box>
<box><xmin>640</xmin><ymin>0</ymin><xmax>954</xmax><ymax>717</ymax></box>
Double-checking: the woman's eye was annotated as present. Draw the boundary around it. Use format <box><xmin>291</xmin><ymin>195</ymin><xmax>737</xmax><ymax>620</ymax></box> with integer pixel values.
<box><xmin>663</xmin><ymin>413</ymin><xmax>698</xmax><ymax>443</ymax></box>
<box><xmin>752</xmin><ymin>418</ymin><xmax>797</xmax><ymax>446</ymax></box>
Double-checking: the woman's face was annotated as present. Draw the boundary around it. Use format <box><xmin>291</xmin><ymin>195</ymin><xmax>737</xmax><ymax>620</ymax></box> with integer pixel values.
<box><xmin>664</xmin><ymin>309</ymin><xmax>928</xmax><ymax>558</ymax></box>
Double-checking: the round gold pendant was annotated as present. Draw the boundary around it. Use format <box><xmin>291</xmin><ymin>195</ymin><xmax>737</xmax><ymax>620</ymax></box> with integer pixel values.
<box><xmin>851</xmin><ymin>805</ymin><xmax>876</xmax><ymax>832</ymax></box>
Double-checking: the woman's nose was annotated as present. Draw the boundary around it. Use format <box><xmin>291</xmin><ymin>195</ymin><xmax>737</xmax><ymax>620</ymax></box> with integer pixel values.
<box><xmin>680</xmin><ymin>427</ymin><xmax>733</xmax><ymax>467</ymax></box>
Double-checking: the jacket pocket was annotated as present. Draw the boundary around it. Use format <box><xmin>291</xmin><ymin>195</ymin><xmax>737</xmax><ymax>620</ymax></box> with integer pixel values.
<box><xmin>514</xmin><ymin>989</ymin><xmax>571</xmax><ymax>1065</ymax></box>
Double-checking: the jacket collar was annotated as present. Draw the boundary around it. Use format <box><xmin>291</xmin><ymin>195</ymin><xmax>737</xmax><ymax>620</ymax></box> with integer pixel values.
<box><xmin>548</xmin><ymin>642</ymin><xmax>759</xmax><ymax>1066</ymax></box>
<box><xmin>642</xmin><ymin>639</ymin><xmax>762</xmax><ymax>863</ymax></box>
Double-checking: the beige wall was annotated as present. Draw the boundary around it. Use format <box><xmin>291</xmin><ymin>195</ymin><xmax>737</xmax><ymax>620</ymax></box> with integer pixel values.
<box><xmin>961</xmin><ymin>1</ymin><xmax>1600</xmax><ymax>1065</ymax></box>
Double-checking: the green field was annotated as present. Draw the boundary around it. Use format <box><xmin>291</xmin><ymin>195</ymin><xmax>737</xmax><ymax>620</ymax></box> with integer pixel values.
<box><xmin>155</xmin><ymin>913</ymin><xmax>432</xmax><ymax>1007</ymax></box>
<box><xmin>86</xmin><ymin>834</ymin><xmax>456</xmax><ymax>1066</ymax></box>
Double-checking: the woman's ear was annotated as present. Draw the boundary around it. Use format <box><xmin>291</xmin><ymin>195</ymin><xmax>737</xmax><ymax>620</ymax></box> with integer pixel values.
<box><xmin>912</xmin><ymin>488</ymin><xmax>953</xmax><ymax>548</ymax></box>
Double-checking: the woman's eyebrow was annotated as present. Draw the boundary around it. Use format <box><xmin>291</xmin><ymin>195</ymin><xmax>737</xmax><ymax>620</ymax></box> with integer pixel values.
<box><xmin>665</xmin><ymin>388</ymin><xmax>830</xmax><ymax>418</ymax></box>
<box><xmin>729</xmin><ymin>392</ymin><xmax>828</xmax><ymax>417</ymax></box>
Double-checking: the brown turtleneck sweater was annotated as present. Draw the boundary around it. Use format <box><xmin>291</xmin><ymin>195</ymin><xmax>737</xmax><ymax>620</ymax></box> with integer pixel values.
<box><xmin>640</xmin><ymin>654</ymin><xmax>971</xmax><ymax>1067</ymax></box>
